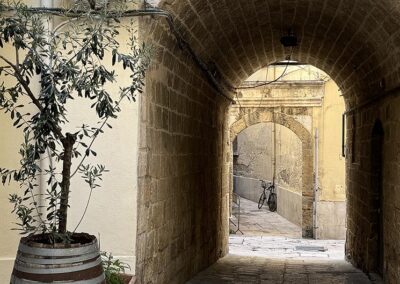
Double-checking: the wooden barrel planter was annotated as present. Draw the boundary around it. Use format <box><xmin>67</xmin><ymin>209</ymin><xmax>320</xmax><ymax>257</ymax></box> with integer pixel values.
<box><xmin>10</xmin><ymin>233</ymin><xmax>105</xmax><ymax>284</ymax></box>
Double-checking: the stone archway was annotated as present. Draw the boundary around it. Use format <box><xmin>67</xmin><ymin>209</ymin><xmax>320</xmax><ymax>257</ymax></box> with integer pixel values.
<box><xmin>136</xmin><ymin>0</ymin><xmax>400</xmax><ymax>282</ymax></box>
<box><xmin>230</xmin><ymin>110</ymin><xmax>313</xmax><ymax>238</ymax></box>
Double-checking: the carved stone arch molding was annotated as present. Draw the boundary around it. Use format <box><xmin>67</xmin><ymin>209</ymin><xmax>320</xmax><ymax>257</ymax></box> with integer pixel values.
<box><xmin>230</xmin><ymin>110</ymin><xmax>314</xmax><ymax>237</ymax></box>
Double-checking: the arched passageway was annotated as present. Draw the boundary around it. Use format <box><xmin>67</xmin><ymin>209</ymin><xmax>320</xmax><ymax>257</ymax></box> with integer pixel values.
<box><xmin>230</xmin><ymin>111</ymin><xmax>313</xmax><ymax>237</ymax></box>
<box><xmin>137</xmin><ymin>0</ymin><xmax>400</xmax><ymax>283</ymax></box>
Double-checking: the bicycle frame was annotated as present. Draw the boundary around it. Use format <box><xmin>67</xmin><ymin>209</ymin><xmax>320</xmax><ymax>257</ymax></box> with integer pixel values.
<box><xmin>258</xmin><ymin>179</ymin><xmax>277</xmax><ymax>212</ymax></box>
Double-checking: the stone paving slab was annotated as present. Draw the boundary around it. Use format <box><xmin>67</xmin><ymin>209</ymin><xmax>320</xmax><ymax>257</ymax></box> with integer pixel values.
<box><xmin>230</xmin><ymin>198</ymin><xmax>301</xmax><ymax>238</ymax></box>
<box><xmin>197</xmin><ymin>197</ymin><xmax>383</xmax><ymax>283</ymax></box>
<box><xmin>229</xmin><ymin>236</ymin><xmax>345</xmax><ymax>260</ymax></box>
<box><xmin>186</xmin><ymin>255</ymin><xmax>382</xmax><ymax>284</ymax></box>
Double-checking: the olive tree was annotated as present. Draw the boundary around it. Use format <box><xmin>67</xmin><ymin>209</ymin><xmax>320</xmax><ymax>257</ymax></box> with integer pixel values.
<box><xmin>0</xmin><ymin>1</ymin><xmax>150</xmax><ymax>243</ymax></box>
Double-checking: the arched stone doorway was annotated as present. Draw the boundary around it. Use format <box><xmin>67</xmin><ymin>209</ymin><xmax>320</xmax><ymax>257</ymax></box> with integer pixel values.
<box><xmin>137</xmin><ymin>0</ymin><xmax>400</xmax><ymax>282</ymax></box>
<box><xmin>230</xmin><ymin>110</ymin><xmax>313</xmax><ymax>237</ymax></box>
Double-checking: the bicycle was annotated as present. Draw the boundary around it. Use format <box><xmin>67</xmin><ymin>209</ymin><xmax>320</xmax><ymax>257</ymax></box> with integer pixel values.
<box><xmin>258</xmin><ymin>180</ymin><xmax>277</xmax><ymax>212</ymax></box>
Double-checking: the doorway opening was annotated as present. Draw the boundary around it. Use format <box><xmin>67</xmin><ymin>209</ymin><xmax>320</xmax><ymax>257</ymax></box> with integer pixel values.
<box><xmin>370</xmin><ymin>120</ymin><xmax>384</xmax><ymax>276</ymax></box>
<box><xmin>231</xmin><ymin>122</ymin><xmax>303</xmax><ymax>238</ymax></box>
<box><xmin>228</xmin><ymin>64</ymin><xmax>346</xmax><ymax>259</ymax></box>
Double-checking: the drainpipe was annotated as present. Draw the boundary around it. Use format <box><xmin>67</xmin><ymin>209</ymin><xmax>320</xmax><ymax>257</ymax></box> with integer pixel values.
<box><xmin>313</xmin><ymin>128</ymin><xmax>319</xmax><ymax>239</ymax></box>
<box><xmin>272</xmin><ymin>111</ymin><xmax>277</xmax><ymax>185</ymax></box>
<box><xmin>342</xmin><ymin>113</ymin><xmax>346</xmax><ymax>157</ymax></box>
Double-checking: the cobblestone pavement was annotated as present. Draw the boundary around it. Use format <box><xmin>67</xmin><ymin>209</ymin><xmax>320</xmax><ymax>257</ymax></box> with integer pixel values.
<box><xmin>188</xmin><ymin>198</ymin><xmax>382</xmax><ymax>283</ymax></box>
<box><xmin>230</xmin><ymin>197</ymin><xmax>301</xmax><ymax>238</ymax></box>
<box><xmin>187</xmin><ymin>254</ymin><xmax>382</xmax><ymax>284</ymax></box>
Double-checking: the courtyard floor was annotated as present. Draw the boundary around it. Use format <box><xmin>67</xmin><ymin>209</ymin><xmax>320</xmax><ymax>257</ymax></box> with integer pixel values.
<box><xmin>187</xmin><ymin>198</ymin><xmax>382</xmax><ymax>283</ymax></box>
<box><xmin>229</xmin><ymin>197</ymin><xmax>301</xmax><ymax>238</ymax></box>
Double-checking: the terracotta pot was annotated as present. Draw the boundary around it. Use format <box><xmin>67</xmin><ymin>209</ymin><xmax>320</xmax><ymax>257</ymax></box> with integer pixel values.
<box><xmin>119</xmin><ymin>274</ymin><xmax>136</xmax><ymax>284</ymax></box>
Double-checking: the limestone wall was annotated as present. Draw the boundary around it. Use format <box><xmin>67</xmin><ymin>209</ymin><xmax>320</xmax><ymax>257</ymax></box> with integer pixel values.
<box><xmin>233</xmin><ymin>175</ymin><xmax>263</xmax><ymax>203</ymax></box>
<box><xmin>346</xmin><ymin>93</ymin><xmax>400</xmax><ymax>281</ymax></box>
<box><xmin>316</xmin><ymin>201</ymin><xmax>346</xmax><ymax>239</ymax></box>
<box><xmin>233</xmin><ymin>122</ymin><xmax>303</xmax><ymax>194</ymax></box>
<box><xmin>277</xmin><ymin>186</ymin><xmax>302</xmax><ymax>226</ymax></box>
<box><xmin>136</xmin><ymin>15</ymin><xmax>230</xmax><ymax>284</ymax></box>
<box><xmin>137</xmin><ymin>0</ymin><xmax>400</xmax><ymax>281</ymax></box>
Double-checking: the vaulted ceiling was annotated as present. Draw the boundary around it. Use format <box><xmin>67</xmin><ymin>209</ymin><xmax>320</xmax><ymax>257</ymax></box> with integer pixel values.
<box><xmin>159</xmin><ymin>0</ymin><xmax>400</xmax><ymax>104</ymax></box>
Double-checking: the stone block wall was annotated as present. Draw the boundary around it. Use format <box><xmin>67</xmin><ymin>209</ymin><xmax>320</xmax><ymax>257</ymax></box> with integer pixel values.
<box><xmin>346</xmin><ymin>93</ymin><xmax>400</xmax><ymax>282</ymax></box>
<box><xmin>277</xmin><ymin>187</ymin><xmax>302</xmax><ymax>227</ymax></box>
<box><xmin>233</xmin><ymin>122</ymin><xmax>303</xmax><ymax>194</ymax></box>
<box><xmin>136</xmin><ymin>16</ymin><xmax>230</xmax><ymax>284</ymax></box>
<box><xmin>233</xmin><ymin>175</ymin><xmax>263</xmax><ymax>203</ymax></box>
<box><xmin>137</xmin><ymin>0</ymin><xmax>400</xmax><ymax>282</ymax></box>
<box><xmin>316</xmin><ymin>201</ymin><xmax>346</xmax><ymax>240</ymax></box>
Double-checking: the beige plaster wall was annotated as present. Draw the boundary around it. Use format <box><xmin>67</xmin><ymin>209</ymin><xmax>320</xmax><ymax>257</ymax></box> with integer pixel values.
<box><xmin>313</xmin><ymin>79</ymin><xmax>346</xmax><ymax>240</ymax></box>
<box><xmin>0</xmin><ymin>28</ymin><xmax>40</xmax><ymax>279</ymax></box>
<box><xmin>0</xmin><ymin>3</ymin><xmax>140</xmax><ymax>278</ymax></box>
<box><xmin>318</xmin><ymin>79</ymin><xmax>346</xmax><ymax>202</ymax></box>
<box><xmin>66</xmin><ymin>95</ymin><xmax>139</xmax><ymax>273</ymax></box>
<box><xmin>0</xmin><ymin>110</ymin><xmax>29</xmax><ymax>280</ymax></box>
<box><xmin>65</xmin><ymin>18</ymin><xmax>140</xmax><ymax>273</ymax></box>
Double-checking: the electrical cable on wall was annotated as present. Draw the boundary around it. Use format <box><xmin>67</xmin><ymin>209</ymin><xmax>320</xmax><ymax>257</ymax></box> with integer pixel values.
<box><xmin>8</xmin><ymin>4</ymin><xmax>318</xmax><ymax>107</ymax></box>
<box><xmin>233</xmin><ymin>47</ymin><xmax>294</xmax><ymax>121</ymax></box>
<box><xmin>1</xmin><ymin>3</ymin><xmax>236</xmax><ymax>103</ymax></box>
<box><xmin>236</xmin><ymin>47</ymin><xmax>294</xmax><ymax>90</ymax></box>
<box><xmin>254</xmin><ymin>64</ymin><xmax>270</xmax><ymax>110</ymax></box>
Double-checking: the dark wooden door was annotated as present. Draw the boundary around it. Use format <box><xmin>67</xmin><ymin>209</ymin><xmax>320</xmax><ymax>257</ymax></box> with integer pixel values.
<box><xmin>371</xmin><ymin>120</ymin><xmax>384</xmax><ymax>275</ymax></box>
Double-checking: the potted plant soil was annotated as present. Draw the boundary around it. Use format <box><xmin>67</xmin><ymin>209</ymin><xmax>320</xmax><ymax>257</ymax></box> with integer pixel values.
<box><xmin>0</xmin><ymin>1</ymin><xmax>149</xmax><ymax>283</ymax></box>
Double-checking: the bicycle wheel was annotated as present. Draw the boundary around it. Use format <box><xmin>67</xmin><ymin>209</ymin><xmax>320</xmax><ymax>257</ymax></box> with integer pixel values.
<box><xmin>258</xmin><ymin>191</ymin><xmax>267</xmax><ymax>209</ymax></box>
<box><xmin>268</xmin><ymin>192</ymin><xmax>277</xmax><ymax>212</ymax></box>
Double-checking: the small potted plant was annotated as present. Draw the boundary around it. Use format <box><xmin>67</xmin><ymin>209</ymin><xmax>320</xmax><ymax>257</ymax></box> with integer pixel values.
<box><xmin>0</xmin><ymin>1</ymin><xmax>150</xmax><ymax>283</ymax></box>
<box><xmin>102</xmin><ymin>252</ymin><xmax>136</xmax><ymax>284</ymax></box>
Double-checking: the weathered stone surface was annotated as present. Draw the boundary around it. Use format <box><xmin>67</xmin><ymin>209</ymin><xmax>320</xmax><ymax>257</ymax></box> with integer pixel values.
<box><xmin>346</xmin><ymin>94</ymin><xmax>400</xmax><ymax>281</ymax></box>
<box><xmin>136</xmin><ymin>15</ymin><xmax>230</xmax><ymax>284</ymax></box>
<box><xmin>187</xmin><ymin>254</ymin><xmax>380</xmax><ymax>284</ymax></box>
<box><xmin>136</xmin><ymin>0</ymin><xmax>400</xmax><ymax>283</ymax></box>
<box><xmin>231</xmin><ymin>110</ymin><xmax>313</xmax><ymax>238</ymax></box>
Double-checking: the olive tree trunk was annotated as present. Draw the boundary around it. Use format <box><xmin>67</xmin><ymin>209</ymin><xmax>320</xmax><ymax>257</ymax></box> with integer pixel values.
<box><xmin>58</xmin><ymin>133</ymin><xmax>76</xmax><ymax>234</ymax></box>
